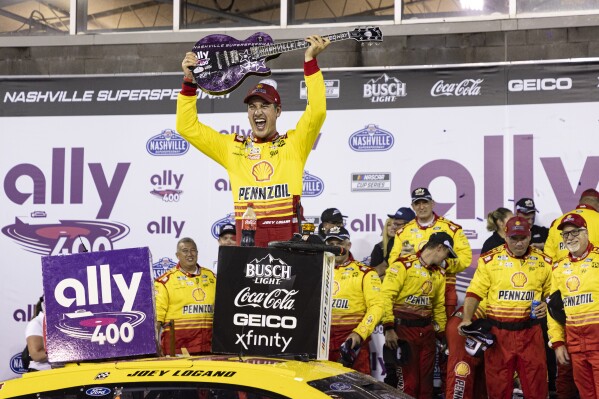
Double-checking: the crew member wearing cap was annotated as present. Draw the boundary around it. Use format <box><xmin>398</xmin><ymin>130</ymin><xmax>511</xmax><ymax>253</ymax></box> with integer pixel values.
<box><xmin>515</xmin><ymin>197</ymin><xmax>549</xmax><ymax>250</ymax></box>
<box><xmin>325</xmin><ymin>226</ymin><xmax>383</xmax><ymax>374</ymax></box>
<box><xmin>389</xmin><ymin>187</ymin><xmax>472</xmax><ymax>318</ymax></box>
<box><xmin>217</xmin><ymin>223</ymin><xmax>236</xmax><ymax>247</ymax></box>
<box><xmin>318</xmin><ymin>207</ymin><xmax>347</xmax><ymax>238</ymax></box>
<box><xmin>370</xmin><ymin>207</ymin><xmax>416</xmax><ymax>278</ymax></box>
<box><xmin>178</xmin><ymin>35</ymin><xmax>330</xmax><ymax>247</ymax></box>
<box><xmin>546</xmin><ymin>188</ymin><xmax>599</xmax><ymax>261</ymax></box>
<box><xmin>381</xmin><ymin>232</ymin><xmax>453</xmax><ymax>398</ymax></box>
<box><xmin>458</xmin><ymin>216</ymin><xmax>552</xmax><ymax>399</ymax></box>
<box><xmin>547</xmin><ymin>213</ymin><xmax>599</xmax><ymax>397</ymax></box>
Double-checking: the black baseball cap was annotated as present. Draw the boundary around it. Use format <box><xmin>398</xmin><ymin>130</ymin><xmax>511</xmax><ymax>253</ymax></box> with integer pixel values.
<box><xmin>321</xmin><ymin>208</ymin><xmax>347</xmax><ymax>223</ymax></box>
<box><xmin>387</xmin><ymin>207</ymin><xmax>416</xmax><ymax>221</ymax></box>
<box><xmin>411</xmin><ymin>187</ymin><xmax>433</xmax><ymax>203</ymax></box>
<box><xmin>427</xmin><ymin>232</ymin><xmax>457</xmax><ymax>258</ymax></box>
<box><xmin>324</xmin><ymin>226</ymin><xmax>351</xmax><ymax>242</ymax></box>
<box><xmin>218</xmin><ymin>223</ymin><xmax>236</xmax><ymax>237</ymax></box>
<box><xmin>515</xmin><ymin>198</ymin><xmax>538</xmax><ymax>214</ymax></box>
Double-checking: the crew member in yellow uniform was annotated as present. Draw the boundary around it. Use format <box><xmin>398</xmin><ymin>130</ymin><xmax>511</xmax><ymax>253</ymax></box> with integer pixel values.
<box><xmin>325</xmin><ymin>226</ymin><xmax>383</xmax><ymax>374</ymax></box>
<box><xmin>178</xmin><ymin>35</ymin><xmax>330</xmax><ymax>247</ymax></box>
<box><xmin>155</xmin><ymin>237</ymin><xmax>216</xmax><ymax>355</ymax></box>
<box><xmin>458</xmin><ymin>216</ymin><xmax>552</xmax><ymax>399</ymax></box>
<box><xmin>548</xmin><ymin>213</ymin><xmax>599</xmax><ymax>397</ymax></box>
<box><xmin>390</xmin><ymin>187</ymin><xmax>472</xmax><ymax>318</ymax></box>
<box><xmin>545</xmin><ymin>188</ymin><xmax>599</xmax><ymax>260</ymax></box>
<box><xmin>382</xmin><ymin>231</ymin><xmax>452</xmax><ymax>398</ymax></box>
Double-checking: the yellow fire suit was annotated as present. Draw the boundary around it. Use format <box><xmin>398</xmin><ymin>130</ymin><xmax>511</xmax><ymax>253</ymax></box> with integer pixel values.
<box><xmin>547</xmin><ymin>244</ymin><xmax>599</xmax><ymax>396</ymax></box>
<box><xmin>329</xmin><ymin>260</ymin><xmax>383</xmax><ymax>374</ymax></box>
<box><xmin>466</xmin><ymin>245</ymin><xmax>552</xmax><ymax>399</ymax></box>
<box><xmin>389</xmin><ymin>214</ymin><xmax>472</xmax><ymax>317</ymax></box>
<box><xmin>381</xmin><ymin>252</ymin><xmax>446</xmax><ymax>398</ymax></box>
<box><xmin>155</xmin><ymin>264</ymin><xmax>216</xmax><ymax>355</ymax></box>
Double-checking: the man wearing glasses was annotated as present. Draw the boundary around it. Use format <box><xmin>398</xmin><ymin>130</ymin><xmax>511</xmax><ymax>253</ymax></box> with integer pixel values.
<box><xmin>548</xmin><ymin>213</ymin><xmax>599</xmax><ymax>397</ymax></box>
<box><xmin>155</xmin><ymin>237</ymin><xmax>216</xmax><ymax>355</ymax></box>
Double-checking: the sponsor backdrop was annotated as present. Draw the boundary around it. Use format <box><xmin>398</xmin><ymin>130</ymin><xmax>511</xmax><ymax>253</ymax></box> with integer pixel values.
<box><xmin>2</xmin><ymin>61</ymin><xmax>599</xmax><ymax>380</ymax></box>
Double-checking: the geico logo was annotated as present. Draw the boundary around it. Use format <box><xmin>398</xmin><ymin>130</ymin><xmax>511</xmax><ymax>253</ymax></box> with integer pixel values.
<box><xmin>233</xmin><ymin>313</ymin><xmax>297</xmax><ymax>329</ymax></box>
<box><xmin>508</xmin><ymin>78</ymin><xmax>572</xmax><ymax>92</ymax></box>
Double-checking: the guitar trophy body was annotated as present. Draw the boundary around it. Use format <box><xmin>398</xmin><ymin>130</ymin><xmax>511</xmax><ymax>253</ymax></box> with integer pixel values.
<box><xmin>190</xmin><ymin>27</ymin><xmax>383</xmax><ymax>95</ymax></box>
<box><xmin>191</xmin><ymin>32</ymin><xmax>277</xmax><ymax>95</ymax></box>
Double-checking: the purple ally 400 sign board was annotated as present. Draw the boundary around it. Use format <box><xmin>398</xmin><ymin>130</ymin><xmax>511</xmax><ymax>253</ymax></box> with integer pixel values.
<box><xmin>42</xmin><ymin>247</ymin><xmax>157</xmax><ymax>363</ymax></box>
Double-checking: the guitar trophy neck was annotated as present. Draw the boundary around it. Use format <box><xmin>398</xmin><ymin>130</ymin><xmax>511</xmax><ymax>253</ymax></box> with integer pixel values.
<box><xmin>256</xmin><ymin>32</ymin><xmax>353</xmax><ymax>58</ymax></box>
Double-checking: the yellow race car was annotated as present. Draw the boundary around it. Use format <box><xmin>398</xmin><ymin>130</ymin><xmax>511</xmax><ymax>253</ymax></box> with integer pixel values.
<box><xmin>0</xmin><ymin>355</ymin><xmax>413</xmax><ymax>398</ymax></box>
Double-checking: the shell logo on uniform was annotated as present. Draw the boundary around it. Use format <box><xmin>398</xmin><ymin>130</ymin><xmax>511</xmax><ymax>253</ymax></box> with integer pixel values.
<box><xmin>333</xmin><ymin>280</ymin><xmax>340</xmax><ymax>295</ymax></box>
<box><xmin>421</xmin><ymin>280</ymin><xmax>433</xmax><ymax>295</ymax></box>
<box><xmin>192</xmin><ymin>287</ymin><xmax>206</xmax><ymax>301</ymax></box>
<box><xmin>252</xmin><ymin>161</ymin><xmax>274</xmax><ymax>182</ymax></box>
<box><xmin>566</xmin><ymin>276</ymin><xmax>581</xmax><ymax>292</ymax></box>
<box><xmin>511</xmin><ymin>271</ymin><xmax>528</xmax><ymax>288</ymax></box>
<box><xmin>454</xmin><ymin>361</ymin><xmax>471</xmax><ymax>377</ymax></box>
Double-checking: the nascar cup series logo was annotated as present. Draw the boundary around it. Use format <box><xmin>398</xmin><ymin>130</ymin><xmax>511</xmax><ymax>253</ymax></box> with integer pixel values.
<box><xmin>302</xmin><ymin>170</ymin><xmax>324</xmax><ymax>197</ymax></box>
<box><xmin>349</xmin><ymin>124</ymin><xmax>394</xmax><ymax>152</ymax></box>
<box><xmin>211</xmin><ymin>213</ymin><xmax>236</xmax><ymax>239</ymax></box>
<box><xmin>146</xmin><ymin>129</ymin><xmax>189</xmax><ymax>156</ymax></box>
<box><xmin>363</xmin><ymin>73</ymin><xmax>406</xmax><ymax>102</ymax></box>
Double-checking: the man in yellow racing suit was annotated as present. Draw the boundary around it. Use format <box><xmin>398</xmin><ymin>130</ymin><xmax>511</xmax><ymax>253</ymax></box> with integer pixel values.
<box><xmin>325</xmin><ymin>226</ymin><xmax>383</xmax><ymax>374</ymax></box>
<box><xmin>177</xmin><ymin>35</ymin><xmax>330</xmax><ymax>246</ymax></box>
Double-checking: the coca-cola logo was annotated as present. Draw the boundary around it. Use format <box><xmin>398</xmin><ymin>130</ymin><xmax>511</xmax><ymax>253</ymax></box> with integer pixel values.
<box><xmin>234</xmin><ymin>287</ymin><xmax>297</xmax><ymax>310</ymax></box>
<box><xmin>430</xmin><ymin>79</ymin><xmax>483</xmax><ymax>97</ymax></box>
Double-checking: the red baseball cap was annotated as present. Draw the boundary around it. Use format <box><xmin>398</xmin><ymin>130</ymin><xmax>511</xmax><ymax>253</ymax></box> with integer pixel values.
<box><xmin>505</xmin><ymin>216</ymin><xmax>531</xmax><ymax>237</ymax></box>
<box><xmin>243</xmin><ymin>83</ymin><xmax>281</xmax><ymax>106</ymax></box>
<box><xmin>580</xmin><ymin>188</ymin><xmax>599</xmax><ymax>200</ymax></box>
<box><xmin>557</xmin><ymin>213</ymin><xmax>587</xmax><ymax>230</ymax></box>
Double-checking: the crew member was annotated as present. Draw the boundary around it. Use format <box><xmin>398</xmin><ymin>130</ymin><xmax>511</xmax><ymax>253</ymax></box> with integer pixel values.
<box><xmin>155</xmin><ymin>237</ymin><xmax>216</xmax><ymax>355</ymax></box>
<box><xmin>382</xmin><ymin>232</ymin><xmax>453</xmax><ymax>398</ymax></box>
<box><xmin>548</xmin><ymin>213</ymin><xmax>599</xmax><ymax>398</ymax></box>
<box><xmin>458</xmin><ymin>216</ymin><xmax>552</xmax><ymax>399</ymax></box>
<box><xmin>326</xmin><ymin>226</ymin><xmax>383</xmax><ymax>374</ymax></box>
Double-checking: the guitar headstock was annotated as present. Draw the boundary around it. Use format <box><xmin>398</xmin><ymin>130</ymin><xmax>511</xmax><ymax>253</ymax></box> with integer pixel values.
<box><xmin>349</xmin><ymin>27</ymin><xmax>383</xmax><ymax>42</ymax></box>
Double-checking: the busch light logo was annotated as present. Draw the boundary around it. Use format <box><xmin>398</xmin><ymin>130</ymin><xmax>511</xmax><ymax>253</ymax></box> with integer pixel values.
<box><xmin>349</xmin><ymin>124</ymin><xmax>394</xmax><ymax>152</ymax></box>
<box><xmin>146</xmin><ymin>129</ymin><xmax>189</xmax><ymax>156</ymax></box>
<box><xmin>302</xmin><ymin>171</ymin><xmax>324</xmax><ymax>197</ymax></box>
<box><xmin>9</xmin><ymin>353</ymin><xmax>26</xmax><ymax>374</ymax></box>
<box><xmin>211</xmin><ymin>213</ymin><xmax>236</xmax><ymax>239</ymax></box>
<box><xmin>2</xmin><ymin>214</ymin><xmax>129</xmax><ymax>255</ymax></box>
<box><xmin>86</xmin><ymin>387</ymin><xmax>112</xmax><ymax>397</ymax></box>
<box><xmin>430</xmin><ymin>79</ymin><xmax>483</xmax><ymax>97</ymax></box>
<box><xmin>152</xmin><ymin>257</ymin><xmax>177</xmax><ymax>279</ymax></box>
<box><xmin>363</xmin><ymin>74</ymin><xmax>406</xmax><ymax>102</ymax></box>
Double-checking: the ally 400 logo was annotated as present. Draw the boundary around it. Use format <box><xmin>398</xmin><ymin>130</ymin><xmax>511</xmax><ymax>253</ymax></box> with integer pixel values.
<box><xmin>2</xmin><ymin>147</ymin><xmax>130</xmax><ymax>255</ymax></box>
<box><xmin>42</xmin><ymin>248</ymin><xmax>156</xmax><ymax>362</ymax></box>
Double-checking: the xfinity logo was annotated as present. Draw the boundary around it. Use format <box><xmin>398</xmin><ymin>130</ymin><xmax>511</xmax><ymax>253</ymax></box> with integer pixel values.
<box><xmin>508</xmin><ymin>78</ymin><xmax>572</xmax><ymax>92</ymax></box>
<box><xmin>431</xmin><ymin>79</ymin><xmax>483</xmax><ymax>96</ymax></box>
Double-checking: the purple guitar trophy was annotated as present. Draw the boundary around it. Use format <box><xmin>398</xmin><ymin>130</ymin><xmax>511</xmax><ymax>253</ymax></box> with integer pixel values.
<box><xmin>191</xmin><ymin>27</ymin><xmax>383</xmax><ymax>95</ymax></box>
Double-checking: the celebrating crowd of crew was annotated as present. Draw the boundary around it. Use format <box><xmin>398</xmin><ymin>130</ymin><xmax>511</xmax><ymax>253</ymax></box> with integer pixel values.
<box><xmin>150</xmin><ymin>186</ymin><xmax>599</xmax><ymax>399</ymax></box>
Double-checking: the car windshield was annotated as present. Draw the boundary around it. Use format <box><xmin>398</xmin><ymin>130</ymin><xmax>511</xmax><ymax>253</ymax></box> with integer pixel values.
<box><xmin>308</xmin><ymin>372</ymin><xmax>413</xmax><ymax>398</ymax></box>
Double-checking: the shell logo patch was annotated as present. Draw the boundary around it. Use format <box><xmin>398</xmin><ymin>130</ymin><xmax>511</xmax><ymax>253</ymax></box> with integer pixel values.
<box><xmin>421</xmin><ymin>280</ymin><xmax>433</xmax><ymax>295</ymax></box>
<box><xmin>566</xmin><ymin>276</ymin><xmax>581</xmax><ymax>292</ymax></box>
<box><xmin>252</xmin><ymin>161</ymin><xmax>274</xmax><ymax>182</ymax></box>
<box><xmin>511</xmin><ymin>271</ymin><xmax>528</xmax><ymax>288</ymax></box>
<box><xmin>333</xmin><ymin>280</ymin><xmax>340</xmax><ymax>295</ymax></box>
<box><xmin>192</xmin><ymin>287</ymin><xmax>206</xmax><ymax>301</ymax></box>
<box><xmin>455</xmin><ymin>361</ymin><xmax>471</xmax><ymax>377</ymax></box>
